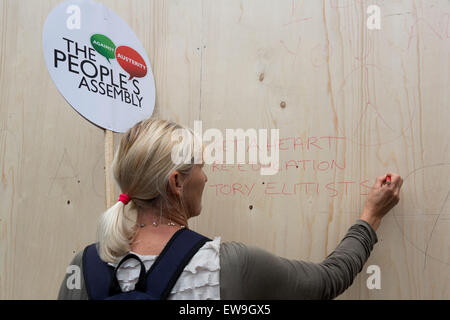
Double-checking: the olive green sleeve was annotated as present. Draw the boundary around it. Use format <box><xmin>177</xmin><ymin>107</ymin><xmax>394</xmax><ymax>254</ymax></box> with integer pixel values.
<box><xmin>219</xmin><ymin>219</ymin><xmax>378</xmax><ymax>299</ymax></box>
<box><xmin>57</xmin><ymin>250</ymin><xmax>89</xmax><ymax>300</ymax></box>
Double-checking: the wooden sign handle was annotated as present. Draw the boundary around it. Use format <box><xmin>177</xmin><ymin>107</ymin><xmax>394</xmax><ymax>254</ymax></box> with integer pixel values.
<box><xmin>104</xmin><ymin>129</ymin><xmax>115</xmax><ymax>208</ymax></box>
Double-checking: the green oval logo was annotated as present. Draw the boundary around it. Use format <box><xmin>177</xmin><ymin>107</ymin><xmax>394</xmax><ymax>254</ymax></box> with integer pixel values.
<box><xmin>90</xmin><ymin>34</ymin><xmax>116</xmax><ymax>63</ymax></box>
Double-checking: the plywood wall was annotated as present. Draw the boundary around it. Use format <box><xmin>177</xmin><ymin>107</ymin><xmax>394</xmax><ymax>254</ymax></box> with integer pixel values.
<box><xmin>0</xmin><ymin>0</ymin><xmax>448</xmax><ymax>299</ymax></box>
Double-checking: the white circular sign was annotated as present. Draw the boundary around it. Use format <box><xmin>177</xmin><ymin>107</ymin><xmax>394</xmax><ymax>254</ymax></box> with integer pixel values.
<box><xmin>43</xmin><ymin>0</ymin><xmax>155</xmax><ymax>133</ymax></box>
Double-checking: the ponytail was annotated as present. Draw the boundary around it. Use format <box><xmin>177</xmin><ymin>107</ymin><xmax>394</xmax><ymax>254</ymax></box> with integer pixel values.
<box><xmin>97</xmin><ymin>201</ymin><xmax>137</xmax><ymax>263</ymax></box>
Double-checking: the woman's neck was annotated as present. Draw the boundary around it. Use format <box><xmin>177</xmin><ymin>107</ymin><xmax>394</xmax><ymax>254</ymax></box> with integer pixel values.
<box><xmin>136</xmin><ymin>204</ymin><xmax>188</xmax><ymax>228</ymax></box>
<box><xmin>131</xmin><ymin>206</ymin><xmax>187</xmax><ymax>255</ymax></box>
<box><xmin>131</xmin><ymin>223</ymin><xmax>184</xmax><ymax>255</ymax></box>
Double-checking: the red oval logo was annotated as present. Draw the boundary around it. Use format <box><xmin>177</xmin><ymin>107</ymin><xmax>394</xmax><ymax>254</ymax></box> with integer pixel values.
<box><xmin>115</xmin><ymin>46</ymin><xmax>148</xmax><ymax>80</ymax></box>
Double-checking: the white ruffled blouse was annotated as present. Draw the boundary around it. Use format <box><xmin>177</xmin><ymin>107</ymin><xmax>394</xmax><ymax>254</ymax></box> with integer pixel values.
<box><xmin>108</xmin><ymin>236</ymin><xmax>221</xmax><ymax>300</ymax></box>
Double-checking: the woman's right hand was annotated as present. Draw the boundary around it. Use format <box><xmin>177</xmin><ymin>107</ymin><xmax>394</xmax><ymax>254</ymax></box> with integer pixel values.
<box><xmin>360</xmin><ymin>172</ymin><xmax>403</xmax><ymax>231</ymax></box>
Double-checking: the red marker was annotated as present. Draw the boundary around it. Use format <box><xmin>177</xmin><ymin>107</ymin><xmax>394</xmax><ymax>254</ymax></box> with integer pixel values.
<box><xmin>386</xmin><ymin>175</ymin><xmax>391</xmax><ymax>185</ymax></box>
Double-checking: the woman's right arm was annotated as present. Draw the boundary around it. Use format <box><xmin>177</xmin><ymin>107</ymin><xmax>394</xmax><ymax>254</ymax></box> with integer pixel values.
<box><xmin>219</xmin><ymin>173</ymin><xmax>403</xmax><ymax>300</ymax></box>
<box><xmin>220</xmin><ymin>219</ymin><xmax>377</xmax><ymax>299</ymax></box>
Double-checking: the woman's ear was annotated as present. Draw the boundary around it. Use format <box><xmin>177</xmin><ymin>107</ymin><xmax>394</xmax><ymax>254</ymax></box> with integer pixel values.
<box><xmin>168</xmin><ymin>170</ymin><xmax>184</xmax><ymax>197</ymax></box>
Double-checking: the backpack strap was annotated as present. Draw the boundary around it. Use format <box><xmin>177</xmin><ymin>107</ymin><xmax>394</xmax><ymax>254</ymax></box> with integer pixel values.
<box><xmin>143</xmin><ymin>228</ymin><xmax>211</xmax><ymax>299</ymax></box>
<box><xmin>82</xmin><ymin>228</ymin><xmax>211</xmax><ymax>300</ymax></box>
<box><xmin>82</xmin><ymin>243</ymin><xmax>115</xmax><ymax>300</ymax></box>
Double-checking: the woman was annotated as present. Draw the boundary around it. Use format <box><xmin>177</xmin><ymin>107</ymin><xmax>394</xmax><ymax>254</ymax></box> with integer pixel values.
<box><xmin>58</xmin><ymin>118</ymin><xmax>403</xmax><ymax>300</ymax></box>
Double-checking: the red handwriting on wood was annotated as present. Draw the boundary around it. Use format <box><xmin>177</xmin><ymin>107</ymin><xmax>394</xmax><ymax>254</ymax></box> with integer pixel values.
<box><xmin>209</xmin><ymin>183</ymin><xmax>255</xmax><ymax>196</ymax></box>
<box><xmin>208</xmin><ymin>180</ymin><xmax>372</xmax><ymax>198</ymax></box>
<box><xmin>210</xmin><ymin>158</ymin><xmax>346</xmax><ymax>173</ymax></box>
<box><xmin>208</xmin><ymin>136</ymin><xmax>346</xmax><ymax>153</ymax></box>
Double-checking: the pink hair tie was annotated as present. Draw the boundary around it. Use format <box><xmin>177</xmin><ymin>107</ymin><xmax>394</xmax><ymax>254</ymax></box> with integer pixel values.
<box><xmin>119</xmin><ymin>193</ymin><xmax>131</xmax><ymax>205</ymax></box>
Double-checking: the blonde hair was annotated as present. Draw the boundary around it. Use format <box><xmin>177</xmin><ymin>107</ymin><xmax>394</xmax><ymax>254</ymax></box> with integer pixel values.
<box><xmin>97</xmin><ymin>118</ymin><xmax>200</xmax><ymax>263</ymax></box>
